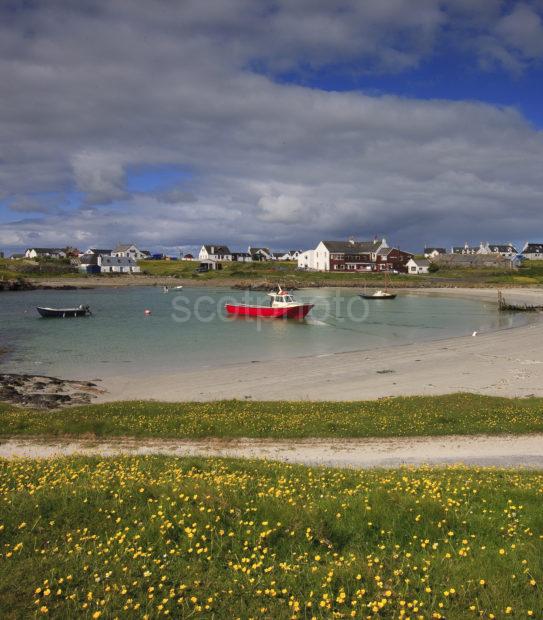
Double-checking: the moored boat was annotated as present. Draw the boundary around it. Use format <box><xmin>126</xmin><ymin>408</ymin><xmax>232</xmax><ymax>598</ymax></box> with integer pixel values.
<box><xmin>360</xmin><ymin>289</ymin><xmax>397</xmax><ymax>300</ymax></box>
<box><xmin>360</xmin><ymin>272</ymin><xmax>397</xmax><ymax>299</ymax></box>
<box><xmin>37</xmin><ymin>304</ymin><xmax>91</xmax><ymax>318</ymax></box>
<box><xmin>225</xmin><ymin>288</ymin><xmax>313</xmax><ymax>319</ymax></box>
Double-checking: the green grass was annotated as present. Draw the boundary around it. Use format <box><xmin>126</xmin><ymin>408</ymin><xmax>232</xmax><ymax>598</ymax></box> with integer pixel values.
<box><xmin>0</xmin><ymin>456</ymin><xmax>541</xmax><ymax>618</ymax></box>
<box><xmin>2</xmin><ymin>394</ymin><xmax>543</xmax><ymax>439</ymax></box>
<box><xmin>137</xmin><ymin>258</ymin><xmax>543</xmax><ymax>288</ymax></box>
<box><xmin>0</xmin><ymin>257</ymin><xmax>78</xmax><ymax>281</ymax></box>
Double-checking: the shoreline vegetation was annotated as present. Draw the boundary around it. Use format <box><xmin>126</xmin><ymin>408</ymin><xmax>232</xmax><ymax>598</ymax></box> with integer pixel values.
<box><xmin>2</xmin><ymin>257</ymin><xmax>543</xmax><ymax>290</ymax></box>
<box><xmin>0</xmin><ymin>457</ymin><xmax>541</xmax><ymax>619</ymax></box>
<box><xmin>2</xmin><ymin>394</ymin><xmax>543</xmax><ymax>439</ymax></box>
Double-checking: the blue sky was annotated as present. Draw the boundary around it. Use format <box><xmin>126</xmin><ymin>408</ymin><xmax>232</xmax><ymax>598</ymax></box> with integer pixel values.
<box><xmin>1</xmin><ymin>0</ymin><xmax>542</xmax><ymax>254</ymax></box>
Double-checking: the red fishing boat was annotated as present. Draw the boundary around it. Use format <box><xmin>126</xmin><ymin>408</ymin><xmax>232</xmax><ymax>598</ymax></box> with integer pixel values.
<box><xmin>225</xmin><ymin>288</ymin><xmax>314</xmax><ymax>319</ymax></box>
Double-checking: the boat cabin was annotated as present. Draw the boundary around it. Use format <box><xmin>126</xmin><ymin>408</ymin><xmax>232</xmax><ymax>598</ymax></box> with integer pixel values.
<box><xmin>268</xmin><ymin>290</ymin><xmax>295</xmax><ymax>306</ymax></box>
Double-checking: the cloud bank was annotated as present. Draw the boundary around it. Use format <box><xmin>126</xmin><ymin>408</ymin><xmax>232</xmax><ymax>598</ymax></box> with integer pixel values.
<box><xmin>1</xmin><ymin>0</ymin><xmax>542</xmax><ymax>252</ymax></box>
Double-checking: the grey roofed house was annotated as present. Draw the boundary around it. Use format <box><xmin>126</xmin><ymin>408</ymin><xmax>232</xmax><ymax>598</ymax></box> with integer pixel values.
<box><xmin>486</xmin><ymin>243</ymin><xmax>518</xmax><ymax>253</ymax></box>
<box><xmin>523</xmin><ymin>243</ymin><xmax>543</xmax><ymax>254</ymax></box>
<box><xmin>249</xmin><ymin>246</ymin><xmax>272</xmax><ymax>255</ymax></box>
<box><xmin>424</xmin><ymin>247</ymin><xmax>446</xmax><ymax>254</ymax></box>
<box><xmin>26</xmin><ymin>247</ymin><xmax>65</xmax><ymax>254</ymax></box>
<box><xmin>321</xmin><ymin>239</ymin><xmax>383</xmax><ymax>253</ymax></box>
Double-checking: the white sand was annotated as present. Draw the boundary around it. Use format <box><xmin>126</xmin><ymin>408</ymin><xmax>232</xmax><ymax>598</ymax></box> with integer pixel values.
<box><xmin>99</xmin><ymin>288</ymin><xmax>543</xmax><ymax>402</ymax></box>
<box><xmin>2</xmin><ymin>434</ymin><xmax>543</xmax><ymax>468</ymax></box>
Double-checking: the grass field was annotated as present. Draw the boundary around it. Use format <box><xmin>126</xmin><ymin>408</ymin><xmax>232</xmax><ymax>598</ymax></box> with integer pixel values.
<box><xmin>2</xmin><ymin>394</ymin><xmax>543</xmax><ymax>439</ymax></box>
<box><xmin>0</xmin><ymin>456</ymin><xmax>541</xmax><ymax>619</ymax></box>
<box><xmin>138</xmin><ymin>258</ymin><xmax>543</xmax><ymax>288</ymax></box>
<box><xmin>0</xmin><ymin>257</ymin><xmax>78</xmax><ymax>282</ymax></box>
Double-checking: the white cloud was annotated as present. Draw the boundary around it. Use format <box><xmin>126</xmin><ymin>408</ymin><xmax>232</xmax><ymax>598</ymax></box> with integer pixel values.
<box><xmin>1</xmin><ymin>1</ymin><xmax>543</xmax><ymax>253</ymax></box>
<box><xmin>258</xmin><ymin>194</ymin><xmax>305</xmax><ymax>223</ymax></box>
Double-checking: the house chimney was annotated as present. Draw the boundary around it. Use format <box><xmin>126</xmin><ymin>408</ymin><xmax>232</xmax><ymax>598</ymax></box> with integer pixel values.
<box><xmin>211</xmin><ymin>245</ymin><xmax>215</xmax><ymax>254</ymax></box>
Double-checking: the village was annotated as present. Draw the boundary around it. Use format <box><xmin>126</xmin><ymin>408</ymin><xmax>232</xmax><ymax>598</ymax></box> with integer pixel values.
<box><xmin>1</xmin><ymin>238</ymin><xmax>542</xmax><ymax>277</ymax></box>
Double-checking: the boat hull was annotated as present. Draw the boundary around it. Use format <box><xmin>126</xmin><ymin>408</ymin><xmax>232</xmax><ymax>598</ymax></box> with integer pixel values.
<box><xmin>359</xmin><ymin>294</ymin><xmax>397</xmax><ymax>300</ymax></box>
<box><xmin>225</xmin><ymin>303</ymin><xmax>314</xmax><ymax>319</ymax></box>
<box><xmin>37</xmin><ymin>307</ymin><xmax>90</xmax><ymax>318</ymax></box>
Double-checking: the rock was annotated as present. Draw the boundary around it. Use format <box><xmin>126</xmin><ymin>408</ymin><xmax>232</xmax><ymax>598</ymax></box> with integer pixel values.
<box><xmin>0</xmin><ymin>373</ymin><xmax>104</xmax><ymax>409</ymax></box>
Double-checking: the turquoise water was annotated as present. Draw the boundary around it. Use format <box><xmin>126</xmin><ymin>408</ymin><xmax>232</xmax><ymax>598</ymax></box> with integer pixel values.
<box><xmin>0</xmin><ymin>287</ymin><xmax>531</xmax><ymax>380</ymax></box>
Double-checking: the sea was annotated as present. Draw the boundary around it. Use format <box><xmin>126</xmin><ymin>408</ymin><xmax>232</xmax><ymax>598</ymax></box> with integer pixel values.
<box><xmin>0</xmin><ymin>286</ymin><xmax>533</xmax><ymax>380</ymax></box>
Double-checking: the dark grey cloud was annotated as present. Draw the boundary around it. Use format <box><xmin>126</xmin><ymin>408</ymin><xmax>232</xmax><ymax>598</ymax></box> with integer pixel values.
<box><xmin>1</xmin><ymin>1</ymin><xmax>543</xmax><ymax>253</ymax></box>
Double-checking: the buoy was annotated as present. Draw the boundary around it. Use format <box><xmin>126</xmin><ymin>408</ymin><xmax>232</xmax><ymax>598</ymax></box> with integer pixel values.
<box><xmin>472</xmin><ymin>331</ymin><xmax>477</xmax><ymax>337</ymax></box>
<box><xmin>144</xmin><ymin>309</ymin><xmax>152</xmax><ymax>316</ymax></box>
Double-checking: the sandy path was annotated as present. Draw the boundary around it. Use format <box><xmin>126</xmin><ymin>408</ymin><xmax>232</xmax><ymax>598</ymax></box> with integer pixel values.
<box><xmin>2</xmin><ymin>434</ymin><xmax>543</xmax><ymax>468</ymax></box>
<box><xmin>100</xmin><ymin>288</ymin><xmax>543</xmax><ymax>402</ymax></box>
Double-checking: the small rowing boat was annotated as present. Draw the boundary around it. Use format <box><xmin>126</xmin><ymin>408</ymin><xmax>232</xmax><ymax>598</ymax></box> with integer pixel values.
<box><xmin>37</xmin><ymin>305</ymin><xmax>91</xmax><ymax>318</ymax></box>
<box><xmin>225</xmin><ymin>287</ymin><xmax>313</xmax><ymax>319</ymax></box>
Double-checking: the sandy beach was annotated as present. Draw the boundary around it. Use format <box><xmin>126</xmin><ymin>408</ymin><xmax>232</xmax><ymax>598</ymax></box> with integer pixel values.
<box><xmin>2</xmin><ymin>433</ymin><xmax>542</xmax><ymax>468</ymax></box>
<box><xmin>98</xmin><ymin>287</ymin><xmax>543</xmax><ymax>403</ymax></box>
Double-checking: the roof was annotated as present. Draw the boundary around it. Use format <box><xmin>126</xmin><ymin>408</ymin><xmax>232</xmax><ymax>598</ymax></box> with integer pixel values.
<box><xmin>523</xmin><ymin>243</ymin><xmax>543</xmax><ymax>253</ymax></box>
<box><xmin>88</xmin><ymin>248</ymin><xmax>111</xmax><ymax>255</ymax></box>
<box><xmin>321</xmin><ymin>240</ymin><xmax>382</xmax><ymax>253</ymax></box>
<box><xmin>487</xmin><ymin>244</ymin><xmax>517</xmax><ymax>253</ymax></box>
<box><xmin>101</xmin><ymin>256</ymin><xmax>136</xmax><ymax>266</ymax></box>
<box><xmin>232</xmin><ymin>251</ymin><xmax>251</xmax><ymax>257</ymax></box>
<box><xmin>424</xmin><ymin>247</ymin><xmax>446</xmax><ymax>253</ymax></box>
<box><xmin>203</xmin><ymin>244</ymin><xmax>231</xmax><ymax>254</ymax></box>
<box><xmin>410</xmin><ymin>258</ymin><xmax>430</xmax><ymax>266</ymax></box>
<box><xmin>249</xmin><ymin>247</ymin><xmax>272</xmax><ymax>254</ymax></box>
<box><xmin>80</xmin><ymin>255</ymin><xmax>99</xmax><ymax>265</ymax></box>
<box><xmin>26</xmin><ymin>247</ymin><xmax>65</xmax><ymax>253</ymax></box>
<box><xmin>114</xmin><ymin>244</ymin><xmax>139</xmax><ymax>252</ymax></box>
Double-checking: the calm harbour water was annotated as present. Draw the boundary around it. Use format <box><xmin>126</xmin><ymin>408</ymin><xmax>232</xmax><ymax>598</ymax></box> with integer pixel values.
<box><xmin>0</xmin><ymin>286</ymin><xmax>532</xmax><ymax>380</ymax></box>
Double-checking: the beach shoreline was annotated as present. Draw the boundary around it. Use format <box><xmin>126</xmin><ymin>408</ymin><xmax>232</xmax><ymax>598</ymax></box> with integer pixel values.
<box><xmin>95</xmin><ymin>287</ymin><xmax>543</xmax><ymax>403</ymax></box>
<box><xmin>15</xmin><ymin>274</ymin><xmax>543</xmax><ymax>290</ymax></box>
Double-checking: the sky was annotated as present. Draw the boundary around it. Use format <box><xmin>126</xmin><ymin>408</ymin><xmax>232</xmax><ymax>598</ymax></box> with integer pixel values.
<box><xmin>1</xmin><ymin>0</ymin><xmax>543</xmax><ymax>255</ymax></box>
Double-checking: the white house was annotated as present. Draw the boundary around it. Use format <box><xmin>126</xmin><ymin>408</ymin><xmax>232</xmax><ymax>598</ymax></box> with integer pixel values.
<box><xmin>521</xmin><ymin>243</ymin><xmax>543</xmax><ymax>260</ymax></box>
<box><xmin>477</xmin><ymin>242</ymin><xmax>518</xmax><ymax>258</ymax></box>
<box><xmin>112</xmin><ymin>244</ymin><xmax>147</xmax><ymax>260</ymax></box>
<box><xmin>25</xmin><ymin>248</ymin><xmax>66</xmax><ymax>259</ymax></box>
<box><xmin>275</xmin><ymin>250</ymin><xmax>302</xmax><ymax>261</ymax></box>
<box><xmin>199</xmin><ymin>245</ymin><xmax>232</xmax><ymax>261</ymax></box>
<box><xmin>451</xmin><ymin>243</ymin><xmax>479</xmax><ymax>255</ymax></box>
<box><xmin>99</xmin><ymin>256</ymin><xmax>141</xmax><ymax>274</ymax></box>
<box><xmin>248</xmin><ymin>246</ymin><xmax>273</xmax><ymax>261</ymax></box>
<box><xmin>423</xmin><ymin>247</ymin><xmax>446</xmax><ymax>258</ymax></box>
<box><xmin>231</xmin><ymin>252</ymin><xmax>252</xmax><ymax>262</ymax></box>
<box><xmin>297</xmin><ymin>250</ymin><xmax>316</xmax><ymax>270</ymax></box>
<box><xmin>297</xmin><ymin>238</ymin><xmax>388</xmax><ymax>272</ymax></box>
<box><xmin>407</xmin><ymin>258</ymin><xmax>430</xmax><ymax>275</ymax></box>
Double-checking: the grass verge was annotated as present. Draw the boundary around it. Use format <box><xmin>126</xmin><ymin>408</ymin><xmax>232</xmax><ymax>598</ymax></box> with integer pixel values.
<box><xmin>0</xmin><ymin>457</ymin><xmax>541</xmax><ymax>618</ymax></box>
<box><xmin>1</xmin><ymin>394</ymin><xmax>543</xmax><ymax>439</ymax></box>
